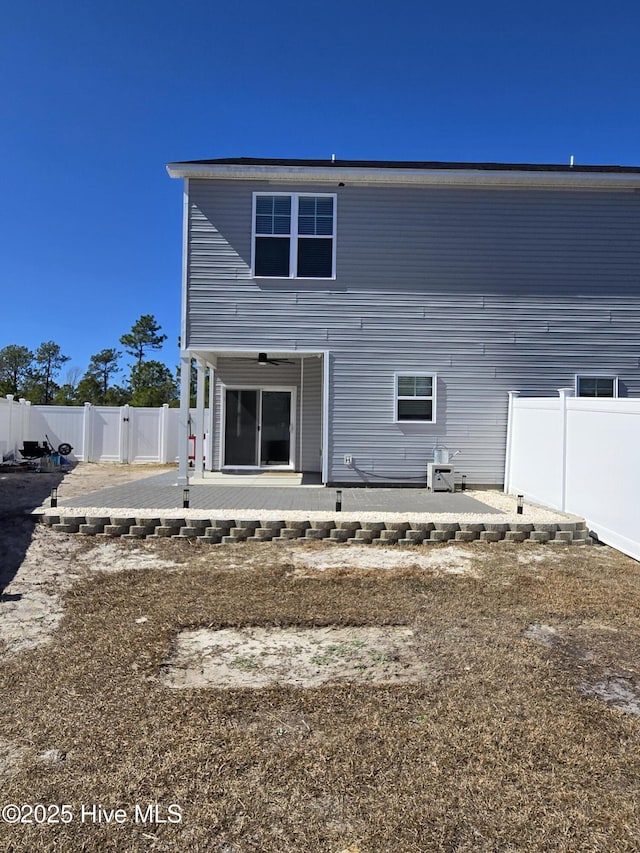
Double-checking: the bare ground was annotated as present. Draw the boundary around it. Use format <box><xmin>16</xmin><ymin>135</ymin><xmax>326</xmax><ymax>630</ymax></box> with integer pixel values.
<box><xmin>0</xmin><ymin>464</ymin><xmax>639</xmax><ymax>852</ymax></box>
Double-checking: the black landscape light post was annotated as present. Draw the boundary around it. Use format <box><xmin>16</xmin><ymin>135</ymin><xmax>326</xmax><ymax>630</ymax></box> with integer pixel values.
<box><xmin>517</xmin><ymin>494</ymin><xmax>524</xmax><ymax>515</ymax></box>
<box><xmin>335</xmin><ymin>489</ymin><xmax>342</xmax><ymax>512</ymax></box>
<box><xmin>50</xmin><ymin>488</ymin><xmax>58</xmax><ymax>508</ymax></box>
<box><xmin>183</xmin><ymin>488</ymin><xmax>190</xmax><ymax>509</ymax></box>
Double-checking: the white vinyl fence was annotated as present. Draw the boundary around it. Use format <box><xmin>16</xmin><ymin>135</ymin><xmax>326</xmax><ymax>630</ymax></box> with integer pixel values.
<box><xmin>505</xmin><ymin>389</ymin><xmax>640</xmax><ymax>561</ymax></box>
<box><xmin>0</xmin><ymin>397</ymin><xmax>205</xmax><ymax>465</ymax></box>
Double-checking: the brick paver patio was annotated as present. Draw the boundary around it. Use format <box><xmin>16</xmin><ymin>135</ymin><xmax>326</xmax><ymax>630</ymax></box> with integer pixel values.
<box><xmin>60</xmin><ymin>471</ymin><xmax>502</xmax><ymax>514</ymax></box>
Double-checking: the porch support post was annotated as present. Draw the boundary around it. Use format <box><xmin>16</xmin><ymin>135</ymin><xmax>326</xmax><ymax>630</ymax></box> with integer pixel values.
<box><xmin>194</xmin><ymin>357</ymin><xmax>206</xmax><ymax>478</ymax></box>
<box><xmin>299</xmin><ymin>356</ymin><xmax>304</xmax><ymax>472</ymax></box>
<box><xmin>207</xmin><ymin>364</ymin><xmax>215</xmax><ymax>471</ymax></box>
<box><xmin>321</xmin><ymin>351</ymin><xmax>330</xmax><ymax>484</ymax></box>
<box><xmin>177</xmin><ymin>350</ymin><xmax>191</xmax><ymax>486</ymax></box>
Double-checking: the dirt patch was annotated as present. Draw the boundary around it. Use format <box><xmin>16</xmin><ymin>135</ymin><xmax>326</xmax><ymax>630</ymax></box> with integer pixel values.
<box><xmin>162</xmin><ymin>625</ymin><xmax>421</xmax><ymax>688</ymax></box>
<box><xmin>76</xmin><ymin>540</ymin><xmax>177</xmax><ymax>574</ymax></box>
<box><xmin>291</xmin><ymin>544</ymin><xmax>482</xmax><ymax>577</ymax></box>
<box><xmin>0</xmin><ymin>737</ymin><xmax>26</xmax><ymax>778</ymax></box>
<box><xmin>580</xmin><ymin>677</ymin><xmax>640</xmax><ymax>716</ymax></box>
<box><xmin>524</xmin><ymin>620</ymin><xmax>640</xmax><ymax>717</ymax></box>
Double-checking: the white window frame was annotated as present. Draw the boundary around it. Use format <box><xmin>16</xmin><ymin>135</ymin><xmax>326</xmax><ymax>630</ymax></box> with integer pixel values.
<box><xmin>394</xmin><ymin>372</ymin><xmax>437</xmax><ymax>423</ymax></box>
<box><xmin>575</xmin><ymin>374</ymin><xmax>619</xmax><ymax>398</ymax></box>
<box><xmin>251</xmin><ymin>191</ymin><xmax>337</xmax><ymax>280</ymax></box>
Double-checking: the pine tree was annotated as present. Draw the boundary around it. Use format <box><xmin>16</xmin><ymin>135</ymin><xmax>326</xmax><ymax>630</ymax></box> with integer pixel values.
<box><xmin>119</xmin><ymin>315</ymin><xmax>167</xmax><ymax>367</ymax></box>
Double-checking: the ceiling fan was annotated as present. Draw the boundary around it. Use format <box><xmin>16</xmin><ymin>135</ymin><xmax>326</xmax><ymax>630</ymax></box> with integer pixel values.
<box><xmin>254</xmin><ymin>352</ymin><xmax>294</xmax><ymax>366</ymax></box>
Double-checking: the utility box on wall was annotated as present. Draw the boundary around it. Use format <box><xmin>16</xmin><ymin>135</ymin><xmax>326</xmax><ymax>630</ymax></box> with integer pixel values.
<box><xmin>427</xmin><ymin>463</ymin><xmax>455</xmax><ymax>492</ymax></box>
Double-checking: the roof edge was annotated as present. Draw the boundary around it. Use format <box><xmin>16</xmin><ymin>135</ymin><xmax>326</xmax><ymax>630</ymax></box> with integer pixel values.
<box><xmin>166</xmin><ymin>160</ymin><xmax>640</xmax><ymax>189</ymax></box>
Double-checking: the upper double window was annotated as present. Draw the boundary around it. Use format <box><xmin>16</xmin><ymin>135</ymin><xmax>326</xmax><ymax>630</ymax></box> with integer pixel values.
<box><xmin>253</xmin><ymin>193</ymin><xmax>336</xmax><ymax>279</ymax></box>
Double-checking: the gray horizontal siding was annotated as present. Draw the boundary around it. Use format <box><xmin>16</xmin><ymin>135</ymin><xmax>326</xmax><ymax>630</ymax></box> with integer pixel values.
<box><xmin>185</xmin><ymin>178</ymin><xmax>640</xmax><ymax>484</ymax></box>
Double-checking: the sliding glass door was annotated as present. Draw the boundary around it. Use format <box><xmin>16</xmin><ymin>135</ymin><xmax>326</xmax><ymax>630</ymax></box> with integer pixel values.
<box><xmin>224</xmin><ymin>388</ymin><xmax>293</xmax><ymax>467</ymax></box>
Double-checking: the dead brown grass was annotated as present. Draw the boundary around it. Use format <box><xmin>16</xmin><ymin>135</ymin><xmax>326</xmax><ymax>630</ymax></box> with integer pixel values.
<box><xmin>1</xmin><ymin>539</ymin><xmax>639</xmax><ymax>852</ymax></box>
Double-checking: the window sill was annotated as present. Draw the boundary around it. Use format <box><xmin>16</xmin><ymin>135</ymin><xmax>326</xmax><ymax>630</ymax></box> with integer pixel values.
<box><xmin>253</xmin><ymin>275</ymin><xmax>337</xmax><ymax>282</ymax></box>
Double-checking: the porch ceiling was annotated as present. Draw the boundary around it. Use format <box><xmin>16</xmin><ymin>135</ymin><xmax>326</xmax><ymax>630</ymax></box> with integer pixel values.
<box><xmin>188</xmin><ymin>349</ymin><xmax>325</xmax><ymax>365</ymax></box>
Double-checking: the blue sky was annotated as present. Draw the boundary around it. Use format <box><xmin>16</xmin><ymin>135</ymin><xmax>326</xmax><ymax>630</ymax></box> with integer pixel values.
<box><xmin>1</xmin><ymin>0</ymin><xmax>639</xmax><ymax>386</ymax></box>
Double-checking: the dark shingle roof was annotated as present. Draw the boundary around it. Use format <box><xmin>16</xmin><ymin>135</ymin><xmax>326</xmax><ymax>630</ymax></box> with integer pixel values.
<box><xmin>170</xmin><ymin>156</ymin><xmax>640</xmax><ymax>174</ymax></box>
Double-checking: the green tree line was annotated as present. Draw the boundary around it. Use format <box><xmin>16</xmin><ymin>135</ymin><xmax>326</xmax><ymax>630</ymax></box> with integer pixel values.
<box><xmin>0</xmin><ymin>315</ymin><xmax>179</xmax><ymax>407</ymax></box>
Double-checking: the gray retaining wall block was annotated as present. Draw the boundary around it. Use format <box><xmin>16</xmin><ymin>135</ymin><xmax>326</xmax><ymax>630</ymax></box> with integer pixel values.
<box><xmin>305</xmin><ymin>528</ymin><xmax>329</xmax><ymax>540</ymax></box>
<box><xmin>529</xmin><ymin>530</ymin><xmax>551</xmax><ymax>543</ymax></box>
<box><xmin>260</xmin><ymin>520</ymin><xmax>286</xmax><ymax>531</ymax></box>
<box><xmin>455</xmin><ymin>531</ymin><xmax>480</xmax><ymax>542</ymax></box>
<box><xmin>479</xmin><ymin>531</ymin><xmax>503</xmax><ymax>542</ymax></box>
<box><xmin>250</xmin><ymin>528</ymin><xmax>277</xmax><ymax>541</ymax></box>
<box><xmin>111</xmin><ymin>517</ymin><xmax>136</xmax><ymax>528</ymax></box>
<box><xmin>162</xmin><ymin>517</ymin><xmax>187</xmax><ymax>527</ymax></box>
<box><xmin>554</xmin><ymin>531</ymin><xmax>575</xmax><ymax>542</ymax></box>
<box><xmin>79</xmin><ymin>523</ymin><xmax>104</xmax><ymax>535</ymax></box>
<box><xmin>228</xmin><ymin>527</ymin><xmax>251</xmax><ymax>540</ymax></box>
<box><xmin>136</xmin><ymin>517</ymin><xmax>161</xmax><ymax>529</ymax></box>
<box><xmin>362</xmin><ymin>522</ymin><xmax>386</xmax><ymax>532</ymax></box>
<box><xmin>284</xmin><ymin>520</ymin><xmax>311</xmax><ymax>531</ymax></box>
<box><xmin>403</xmin><ymin>529</ymin><xmax>428</xmax><ymax>543</ymax></box>
<box><xmin>102</xmin><ymin>524</ymin><xmax>132</xmax><ymax>537</ymax></box>
<box><xmin>174</xmin><ymin>527</ymin><xmax>200</xmax><ymax>539</ymax></box>
<box><xmin>53</xmin><ymin>522</ymin><xmax>82</xmax><ymax>534</ymax></box>
<box><xmin>337</xmin><ymin>521</ymin><xmax>361</xmax><ymax>531</ymax></box>
<box><xmin>277</xmin><ymin>528</ymin><xmax>304</xmax><ymax>540</ymax></box>
<box><xmin>459</xmin><ymin>523</ymin><xmax>486</xmax><ymax>533</ymax></box>
<box><xmin>87</xmin><ymin>516</ymin><xmax>111</xmax><ymax>528</ymax></box>
<box><xmin>430</xmin><ymin>530</ymin><xmax>456</xmax><ymax>542</ymax></box>
<box><xmin>504</xmin><ymin>531</ymin><xmax>527</xmax><ymax>542</ymax></box>
<box><xmin>380</xmin><ymin>529</ymin><xmax>401</xmax><ymax>541</ymax></box>
<box><xmin>152</xmin><ymin>526</ymin><xmax>179</xmax><ymax>537</ymax></box>
<box><xmin>483</xmin><ymin>523</ymin><xmax>511</xmax><ymax>533</ymax></box>
<box><xmin>355</xmin><ymin>528</ymin><xmax>379</xmax><ymax>541</ymax></box>
<box><xmin>329</xmin><ymin>529</ymin><xmax>350</xmax><ymax>542</ymax></box>
<box><xmin>534</xmin><ymin>524</ymin><xmax>558</xmax><ymax>533</ymax></box>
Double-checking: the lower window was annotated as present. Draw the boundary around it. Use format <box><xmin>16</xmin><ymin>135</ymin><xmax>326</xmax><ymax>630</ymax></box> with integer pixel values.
<box><xmin>395</xmin><ymin>374</ymin><xmax>436</xmax><ymax>422</ymax></box>
<box><xmin>576</xmin><ymin>376</ymin><xmax>618</xmax><ymax>397</ymax></box>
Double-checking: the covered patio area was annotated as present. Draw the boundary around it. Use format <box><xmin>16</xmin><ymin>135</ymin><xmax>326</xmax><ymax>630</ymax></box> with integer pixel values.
<box><xmin>178</xmin><ymin>348</ymin><xmax>328</xmax><ymax>485</ymax></box>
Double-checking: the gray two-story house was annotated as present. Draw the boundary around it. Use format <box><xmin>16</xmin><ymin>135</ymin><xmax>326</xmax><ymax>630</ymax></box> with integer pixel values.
<box><xmin>167</xmin><ymin>157</ymin><xmax>640</xmax><ymax>486</ymax></box>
